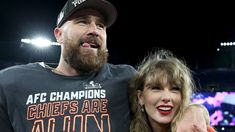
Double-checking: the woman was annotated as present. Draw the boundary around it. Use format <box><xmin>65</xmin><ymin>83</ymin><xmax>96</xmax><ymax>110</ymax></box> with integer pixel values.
<box><xmin>129</xmin><ymin>49</ymin><xmax>210</xmax><ymax>132</ymax></box>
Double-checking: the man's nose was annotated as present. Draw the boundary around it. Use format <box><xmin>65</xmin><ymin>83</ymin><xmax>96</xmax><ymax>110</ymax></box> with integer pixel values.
<box><xmin>87</xmin><ymin>22</ymin><xmax>99</xmax><ymax>37</ymax></box>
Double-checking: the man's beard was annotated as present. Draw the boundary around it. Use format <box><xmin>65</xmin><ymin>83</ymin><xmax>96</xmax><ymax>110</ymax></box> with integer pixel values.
<box><xmin>63</xmin><ymin>36</ymin><xmax>108</xmax><ymax>74</ymax></box>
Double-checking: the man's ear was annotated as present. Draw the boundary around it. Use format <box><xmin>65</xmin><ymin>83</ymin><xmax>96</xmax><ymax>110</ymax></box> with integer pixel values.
<box><xmin>137</xmin><ymin>90</ymin><xmax>144</xmax><ymax>105</ymax></box>
<box><xmin>54</xmin><ymin>27</ymin><xmax>63</xmax><ymax>43</ymax></box>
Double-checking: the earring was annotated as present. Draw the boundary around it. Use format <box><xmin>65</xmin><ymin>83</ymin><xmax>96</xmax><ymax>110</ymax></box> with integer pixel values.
<box><xmin>141</xmin><ymin>105</ymin><xmax>144</xmax><ymax>112</ymax></box>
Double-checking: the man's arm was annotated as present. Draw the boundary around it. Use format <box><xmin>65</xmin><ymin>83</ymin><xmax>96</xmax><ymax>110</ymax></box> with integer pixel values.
<box><xmin>0</xmin><ymin>106</ymin><xmax>14</xmax><ymax>131</ymax></box>
<box><xmin>0</xmin><ymin>84</ymin><xmax>14</xmax><ymax>131</ymax></box>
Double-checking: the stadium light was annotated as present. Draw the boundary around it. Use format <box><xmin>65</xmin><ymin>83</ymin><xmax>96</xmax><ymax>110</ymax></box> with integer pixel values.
<box><xmin>21</xmin><ymin>37</ymin><xmax>60</xmax><ymax>48</ymax></box>
<box><xmin>220</xmin><ymin>42</ymin><xmax>235</xmax><ymax>47</ymax></box>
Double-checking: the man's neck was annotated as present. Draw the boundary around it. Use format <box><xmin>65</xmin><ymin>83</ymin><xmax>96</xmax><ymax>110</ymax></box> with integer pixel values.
<box><xmin>54</xmin><ymin>60</ymin><xmax>79</xmax><ymax>76</ymax></box>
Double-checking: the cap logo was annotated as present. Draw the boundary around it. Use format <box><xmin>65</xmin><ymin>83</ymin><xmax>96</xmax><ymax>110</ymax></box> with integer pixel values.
<box><xmin>72</xmin><ymin>0</ymin><xmax>87</xmax><ymax>7</ymax></box>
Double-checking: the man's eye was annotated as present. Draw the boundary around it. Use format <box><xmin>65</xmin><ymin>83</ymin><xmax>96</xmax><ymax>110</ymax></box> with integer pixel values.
<box><xmin>78</xmin><ymin>20</ymin><xmax>87</xmax><ymax>25</ymax></box>
<box><xmin>74</xmin><ymin>19</ymin><xmax>87</xmax><ymax>25</ymax></box>
<box><xmin>97</xmin><ymin>23</ymin><xmax>105</xmax><ymax>29</ymax></box>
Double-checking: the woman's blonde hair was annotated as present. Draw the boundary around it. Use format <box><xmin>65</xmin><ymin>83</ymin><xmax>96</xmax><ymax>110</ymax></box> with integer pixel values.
<box><xmin>129</xmin><ymin>49</ymin><xmax>196</xmax><ymax>132</ymax></box>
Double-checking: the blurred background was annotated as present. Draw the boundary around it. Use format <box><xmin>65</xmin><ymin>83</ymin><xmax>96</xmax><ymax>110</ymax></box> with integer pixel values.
<box><xmin>0</xmin><ymin>1</ymin><xmax>235</xmax><ymax>131</ymax></box>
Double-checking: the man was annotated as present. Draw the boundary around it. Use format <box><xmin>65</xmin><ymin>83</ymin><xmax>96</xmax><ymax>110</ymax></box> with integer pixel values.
<box><xmin>0</xmin><ymin>0</ymin><xmax>212</xmax><ymax>132</ymax></box>
<box><xmin>0</xmin><ymin>0</ymin><xmax>136</xmax><ymax>131</ymax></box>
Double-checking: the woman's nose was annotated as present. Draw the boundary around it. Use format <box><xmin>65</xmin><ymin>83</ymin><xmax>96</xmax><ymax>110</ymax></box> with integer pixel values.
<box><xmin>161</xmin><ymin>91</ymin><xmax>171</xmax><ymax>103</ymax></box>
<box><xmin>162</xmin><ymin>97</ymin><xmax>170</xmax><ymax>103</ymax></box>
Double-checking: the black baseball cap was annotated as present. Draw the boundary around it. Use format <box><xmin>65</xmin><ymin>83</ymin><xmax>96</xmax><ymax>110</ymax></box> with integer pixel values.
<box><xmin>57</xmin><ymin>0</ymin><xmax>117</xmax><ymax>27</ymax></box>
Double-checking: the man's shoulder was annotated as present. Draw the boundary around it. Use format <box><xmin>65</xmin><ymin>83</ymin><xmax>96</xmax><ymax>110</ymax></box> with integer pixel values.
<box><xmin>104</xmin><ymin>63</ymin><xmax>137</xmax><ymax>77</ymax></box>
<box><xmin>106</xmin><ymin>63</ymin><xmax>136</xmax><ymax>71</ymax></box>
<box><xmin>0</xmin><ymin>62</ymin><xmax>41</xmax><ymax>75</ymax></box>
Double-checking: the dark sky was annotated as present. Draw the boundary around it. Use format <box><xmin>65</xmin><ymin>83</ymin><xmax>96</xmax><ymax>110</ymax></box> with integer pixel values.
<box><xmin>1</xmin><ymin>0</ymin><xmax>235</xmax><ymax>70</ymax></box>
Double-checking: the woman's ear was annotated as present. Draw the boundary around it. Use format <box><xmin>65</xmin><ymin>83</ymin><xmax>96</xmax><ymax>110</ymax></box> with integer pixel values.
<box><xmin>54</xmin><ymin>27</ymin><xmax>63</xmax><ymax>43</ymax></box>
<box><xmin>137</xmin><ymin>90</ymin><xmax>144</xmax><ymax>105</ymax></box>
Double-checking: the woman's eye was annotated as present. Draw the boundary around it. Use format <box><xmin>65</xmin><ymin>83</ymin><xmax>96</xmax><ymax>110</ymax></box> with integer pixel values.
<box><xmin>172</xmin><ymin>86</ymin><xmax>181</xmax><ymax>91</ymax></box>
<box><xmin>151</xmin><ymin>86</ymin><xmax>161</xmax><ymax>90</ymax></box>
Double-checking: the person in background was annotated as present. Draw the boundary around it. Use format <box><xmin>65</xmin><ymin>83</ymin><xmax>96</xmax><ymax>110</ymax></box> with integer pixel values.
<box><xmin>129</xmin><ymin>49</ymin><xmax>213</xmax><ymax>132</ymax></box>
